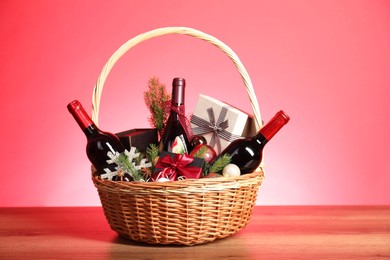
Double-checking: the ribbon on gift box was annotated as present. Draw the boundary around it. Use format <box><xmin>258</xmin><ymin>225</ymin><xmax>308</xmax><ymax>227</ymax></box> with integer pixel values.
<box><xmin>151</xmin><ymin>152</ymin><xmax>203</xmax><ymax>181</ymax></box>
<box><xmin>191</xmin><ymin>106</ymin><xmax>241</xmax><ymax>153</ymax></box>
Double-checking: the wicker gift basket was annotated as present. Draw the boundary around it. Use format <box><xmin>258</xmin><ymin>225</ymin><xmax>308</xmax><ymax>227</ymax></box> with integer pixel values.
<box><xmin>91</xmin><ymin>27</ymin><xmax>265</xmax><ymax>246</ymax></box>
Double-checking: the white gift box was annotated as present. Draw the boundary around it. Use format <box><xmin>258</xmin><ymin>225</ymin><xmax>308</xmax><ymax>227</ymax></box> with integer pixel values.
<box><xmin>190</xmin><ymin>94</ymin><xmax>256</xmax><ymax>154</ymax></box>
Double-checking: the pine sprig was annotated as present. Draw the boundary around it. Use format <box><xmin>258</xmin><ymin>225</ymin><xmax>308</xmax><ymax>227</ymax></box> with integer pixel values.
<box><xmin>202</xmin><ymin>163</ymin><xmax>211</xmax><ymax>177</ymax></box>
<box><xmin>146</xmin><ymin>143</ymin><xmax>159</xmax><ymax>166</ymax></box>
<box><xmin>134</xmin><ymin>149</ymin><xmax>144</xmax><ymax>165</ymax></box>
<box><xmin>208</xmin><ymin>154</ymin><xmax>232</xmax><ymax>173</ymax></box>
<box><xmin>144</xmin><ymin>77</ymin><xmax>171</xmax><ymax>134</ymax></box>
<box><xmin>114</xmin><ymin>153</ymin><xmax>145</xmax><ymax>181</ymax></box>
<box><xmin>191</xmin><ymin>145</ymin><xmax>209</xmax><ymax>159</ymax></box>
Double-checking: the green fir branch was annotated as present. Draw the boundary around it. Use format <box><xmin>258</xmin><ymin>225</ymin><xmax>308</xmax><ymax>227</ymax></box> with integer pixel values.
<box><xmin>146</xmin><ymin>143</ymin><xmax>159</xmax><ymax>165</ymax></box>
<box><xmin>114</xmin><ymin>153</ymin><xmax>145</xmax><ymax>181</ymax></box>
<box><xmin>209</xmin><ymin>154</ymin><xmax>232</xmax><ymax>173</ymax></box>
<box><xmin>144</xmin><ymin>77</ymin><xmax>171</xmax><ymax>133</ymax></box>
<box><xmin>191</xmin><ymin>145</ymin><xmax>209</xmax><ymax>159</ymax></box>
<box><xmin>202</xmin><ymin>163</ymin><xmax>211</xmax><ymax>177</ymax></box>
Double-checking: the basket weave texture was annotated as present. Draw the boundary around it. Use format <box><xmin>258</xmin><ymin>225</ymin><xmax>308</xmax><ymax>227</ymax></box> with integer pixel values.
<box><xmin>91</xmin><ymin>27</ymin><xmax>264</xmax><ymax>246</ymax></box>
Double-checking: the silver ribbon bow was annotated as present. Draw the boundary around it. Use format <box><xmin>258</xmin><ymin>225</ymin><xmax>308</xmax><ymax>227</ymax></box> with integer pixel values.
<box><xmin>191</xmin><ymin>106</ymin><xmax>241</xmax><ymax>153</ymax></box>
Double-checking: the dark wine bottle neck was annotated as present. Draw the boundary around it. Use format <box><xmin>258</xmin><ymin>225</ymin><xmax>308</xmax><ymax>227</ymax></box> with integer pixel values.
<box><xmin>171</xmin><ymin>78</ymin><xmax>185</xmax><ymax>105</ymax></box>
<box><xmin>253</xmin><ymin>132</ymin><xmax>269</xmax><ymax>146</ymax></box>
<box><xmin>83</xmin><ymin>124</ymin><xmax>99</xmax><ymax>137</ymax></box>
<box><xmin>170</xmin><ymin>104</ymin><xmax>185</xmax><ymax>115</ymax></box>
<box><xmin>67</xmin><ymin>100</ymin><xmax>97</xmax><ymax>132</ymax></box>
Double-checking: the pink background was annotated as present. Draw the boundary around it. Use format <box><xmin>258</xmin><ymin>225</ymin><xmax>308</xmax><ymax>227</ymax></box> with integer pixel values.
<box><xmin>1</xmin><ymin>0</ymin><xmax>389</xmax><ymax>207</ymax></box>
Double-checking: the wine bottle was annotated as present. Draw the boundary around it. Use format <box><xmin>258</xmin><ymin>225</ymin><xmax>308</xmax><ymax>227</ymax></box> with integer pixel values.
<box><xmin>67</xmin><ymin>100</ymin><xmax>126</xmax><ymax>178</ymax></box>
<box><xmin>159</xmin><ymin>78</ymin><xmax>192</xmax><ymax>154</ymax></box>
<box><xmin>211</xmin><ymin>110</ymin><xmax>290</xmax><ymax>174</ymax></box>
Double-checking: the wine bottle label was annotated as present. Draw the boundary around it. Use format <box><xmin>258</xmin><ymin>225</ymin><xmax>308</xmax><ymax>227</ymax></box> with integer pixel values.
<box><xmin>171</xmin><ymin>135</ymin><xmax>188</xmax><ymax>154</ymax></box>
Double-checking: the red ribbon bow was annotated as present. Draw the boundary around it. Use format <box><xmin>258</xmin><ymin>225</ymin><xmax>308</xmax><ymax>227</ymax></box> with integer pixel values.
<box><xmin>151</xmin><ymin>153</ymin><xmax>202</xmax><ymax>181</ymax></box>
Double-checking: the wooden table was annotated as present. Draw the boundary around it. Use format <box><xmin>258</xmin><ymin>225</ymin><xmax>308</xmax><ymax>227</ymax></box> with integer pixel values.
<box><xmin>1</xmin><ymin>206</ymin><xmax>389</xmax><ymax>259</ymax></box>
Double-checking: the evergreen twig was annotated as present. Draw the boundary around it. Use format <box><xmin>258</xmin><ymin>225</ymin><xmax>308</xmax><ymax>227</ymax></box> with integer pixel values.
<box><xmin>144</xmin><ymin>77</ymin><xmax>171</xmax><ymax>134</ymax></box>
<box><xmin>209</xmin><ymin>154</ymin><xmax>232</xmax><ymax>173</ymax></box>
<box><xmin>146</xmin><ymin>143</ymin><xmax>159</xmax><ymax>166</ymax></box>
<box><xmin>114</xmin><ymin>153</ymin><xmax>145</xmax><ymax>181</ymax></box>
<box><xmin>191</xmin><ymin>145</ymin><xmax>209</xmax><ymax>159</ymax></box>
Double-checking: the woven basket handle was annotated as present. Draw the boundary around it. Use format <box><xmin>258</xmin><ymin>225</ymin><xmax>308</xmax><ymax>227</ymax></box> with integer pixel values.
<box><xmin>91</xmin><ymin>26</ymin><xmax>262</xmax><ymax>130</ymax></box>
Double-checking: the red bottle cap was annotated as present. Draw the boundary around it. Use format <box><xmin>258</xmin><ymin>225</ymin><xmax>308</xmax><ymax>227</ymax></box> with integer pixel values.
<box><xmin>67</xmin><ymin>100</ymin><xmax>94</xmax><ymax>129</ymax></box>
<box><xmin>260</xmin><ymin>110</ymin><xmax>290</xmax><ymax>140</ymax></box>
<box><xmin>172</xmin><ymin>78</ymin><xmax>185</xmax><ymax>105</ymax></box>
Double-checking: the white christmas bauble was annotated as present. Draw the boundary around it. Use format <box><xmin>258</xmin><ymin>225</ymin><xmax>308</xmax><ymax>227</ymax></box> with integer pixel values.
<box><xmin>222</xmin><ymin>164</ymin><xmax>241</xmax><ymax>177</ymax></box>
<box><xmin>156</xmin><ymin>177</ymin><xmax>170</xmax><ymax>182</ymax></box>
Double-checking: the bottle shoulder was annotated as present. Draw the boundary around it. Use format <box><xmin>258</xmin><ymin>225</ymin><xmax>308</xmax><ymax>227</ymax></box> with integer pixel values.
<box><xmin>223</xmin><ymin>136</ymin><xmax>265</xmax><ymax>152</ymax></box>
<box><xmin>87</xmin><ymin>130</ymin><xmax>122</xmax><ymax>146</ymax></box>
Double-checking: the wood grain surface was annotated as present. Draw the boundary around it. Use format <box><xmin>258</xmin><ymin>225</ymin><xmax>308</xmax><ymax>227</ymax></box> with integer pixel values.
<box><xmin>1</xmin><ymin>206</ymin><xmax>389</xmax><ymax>259</ymax></box>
